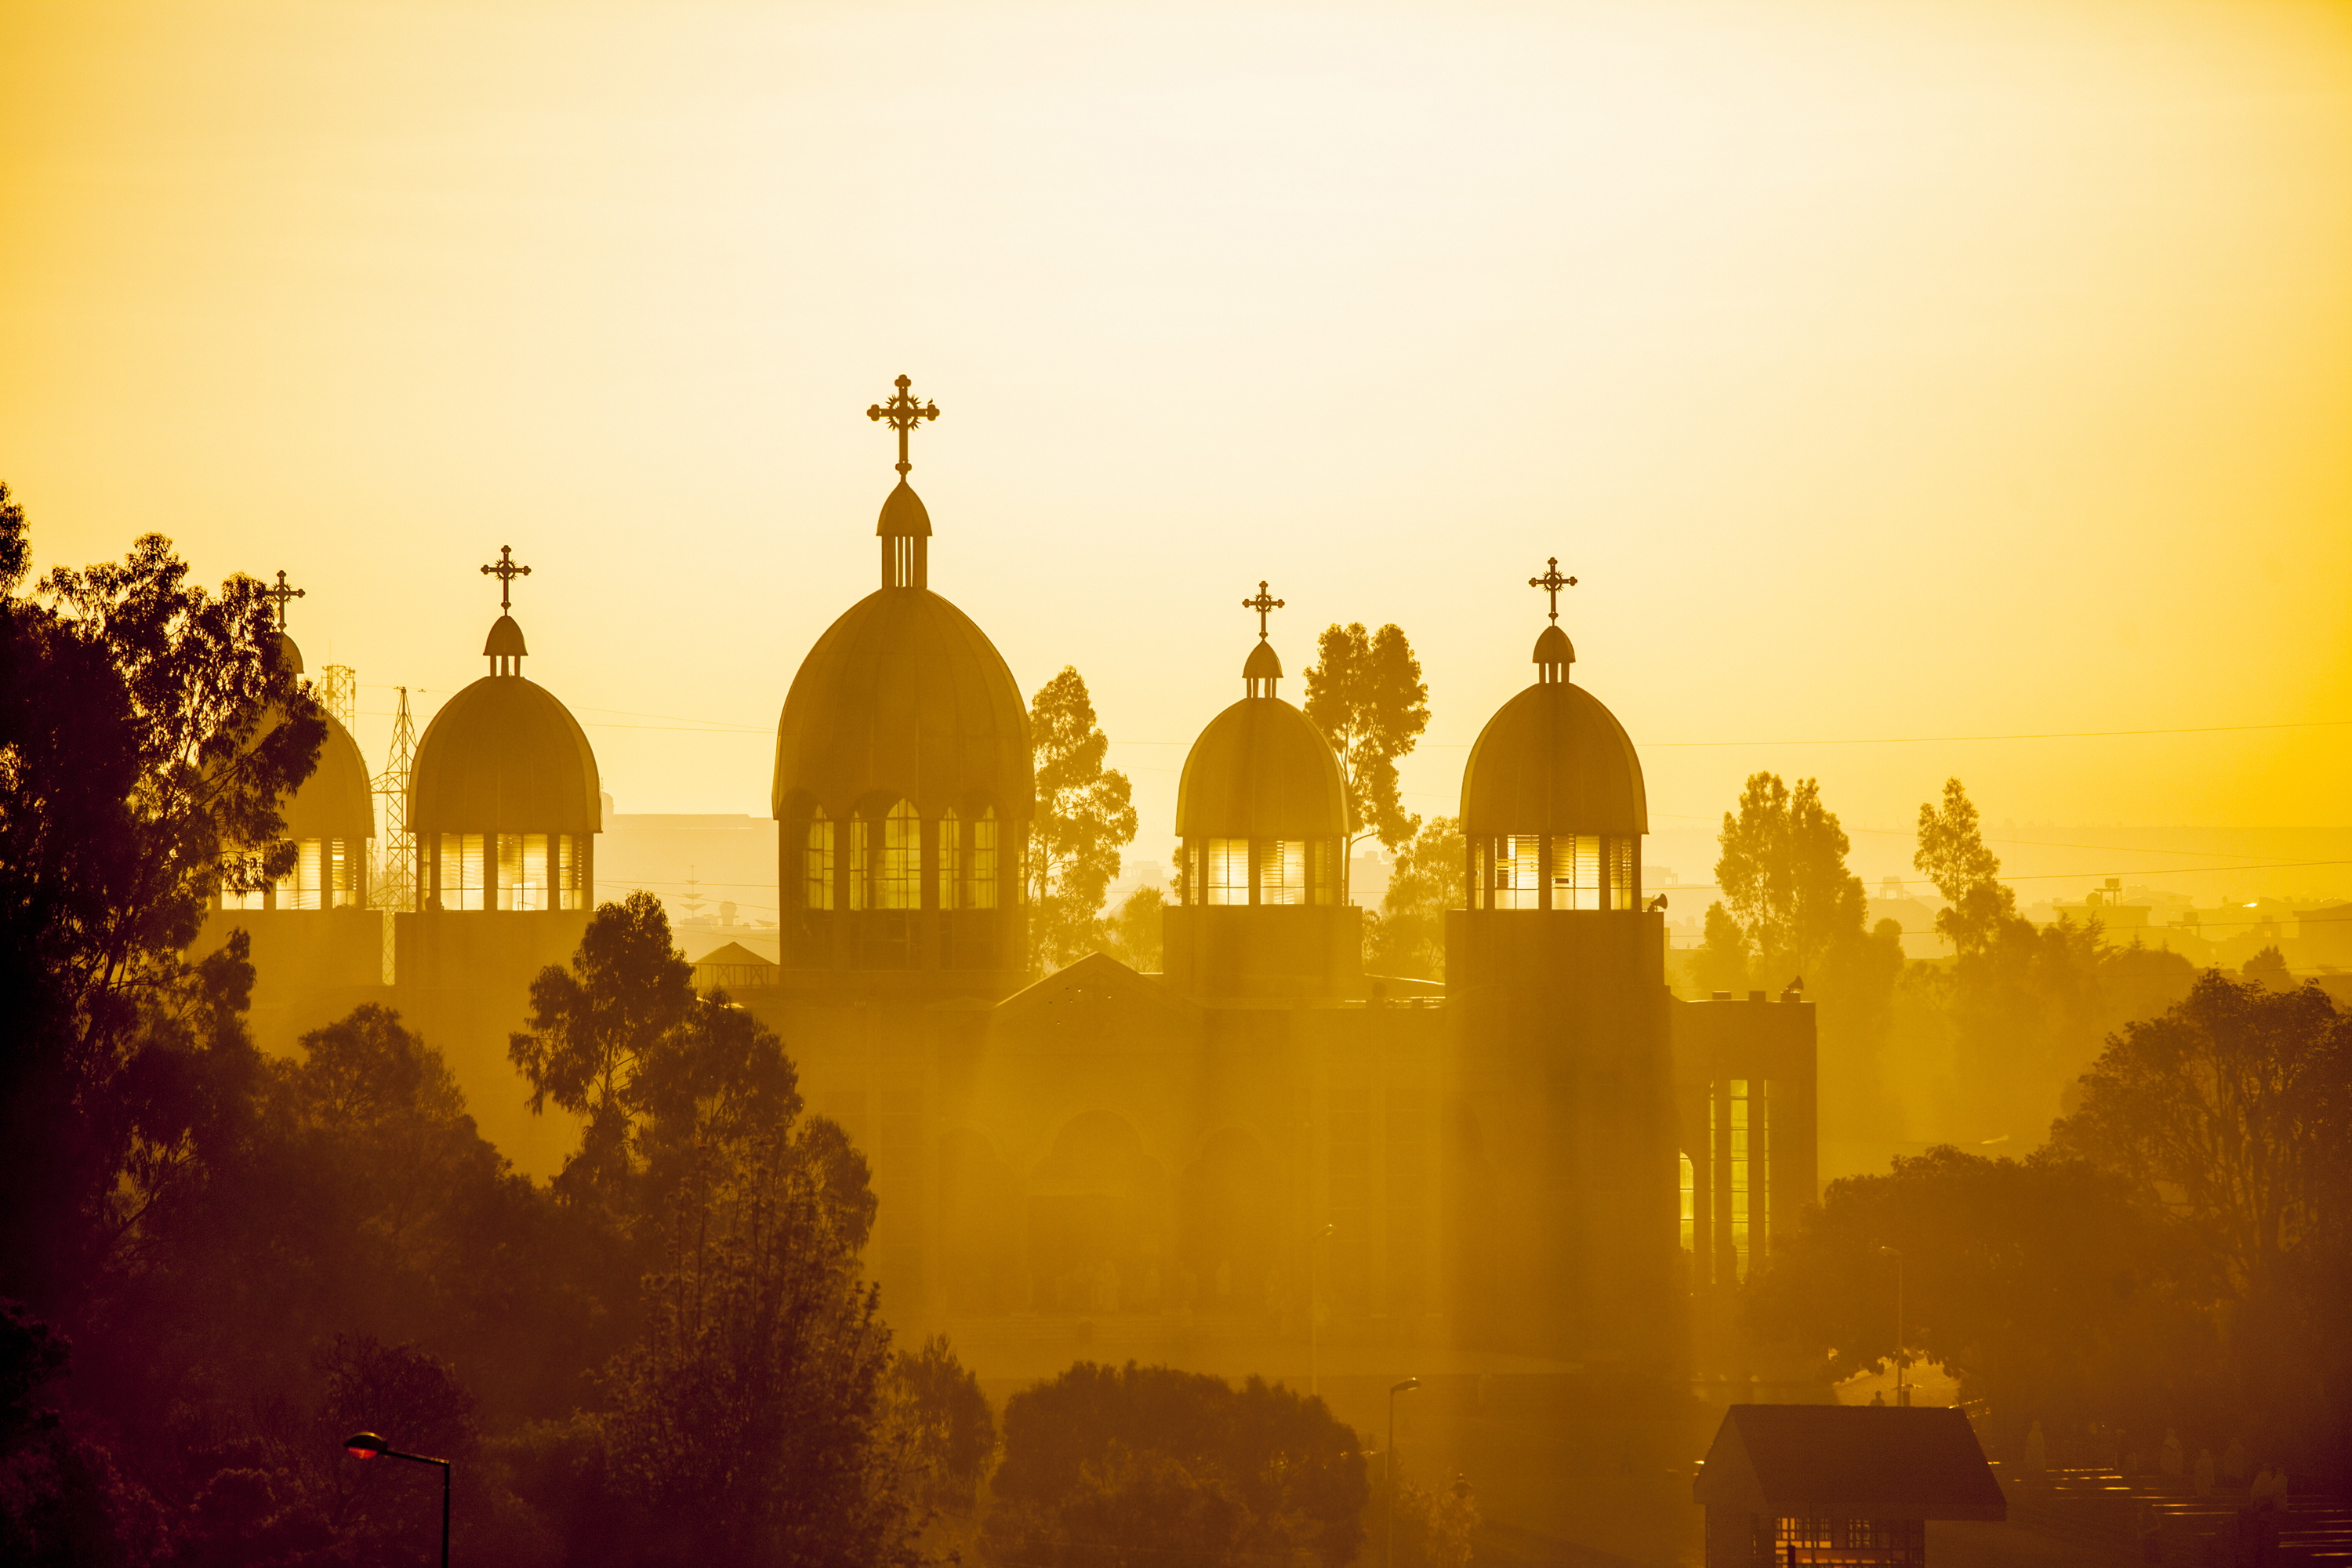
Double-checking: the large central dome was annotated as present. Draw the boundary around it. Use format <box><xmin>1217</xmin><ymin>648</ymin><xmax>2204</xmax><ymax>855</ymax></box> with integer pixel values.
<box><xmin>771</xmin><ymin>585</ymin><xmax>1032</xmax><ymax>821</ymax></box>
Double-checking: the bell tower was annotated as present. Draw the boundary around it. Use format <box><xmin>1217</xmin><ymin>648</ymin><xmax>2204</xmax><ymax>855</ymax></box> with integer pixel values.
<box><xmin>1446</xmin><ymin>559</ymin><xmax>1682</xmax><ymax>1373</ymax></box>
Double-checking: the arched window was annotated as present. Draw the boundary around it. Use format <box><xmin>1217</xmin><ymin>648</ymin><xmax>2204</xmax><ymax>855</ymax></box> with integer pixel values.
<box><xmin>803</xmin><ymin>810</ymin><xmax>835</xmax><ymax>911</ymax></box>
<box><xmin>874</xmin><ymin>799</ymin><xmax>920</xmax><ymax>910</ymax></box>
<box><xmin>970</xmin><ymin>808</ymin><xmax>1000</xmax><ymax>909</ymax></box>
<box><xmin>938</xmin><ymin>809</ymin><xmax>962</xmax><ymax>910</ymax></box>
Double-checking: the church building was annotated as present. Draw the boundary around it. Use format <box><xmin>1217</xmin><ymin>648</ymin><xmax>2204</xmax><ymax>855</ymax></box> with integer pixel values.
<box><xmin>194</xmin><ymin>374</ymin><xmax>1815</xmax><ymax>1382</ymax></box>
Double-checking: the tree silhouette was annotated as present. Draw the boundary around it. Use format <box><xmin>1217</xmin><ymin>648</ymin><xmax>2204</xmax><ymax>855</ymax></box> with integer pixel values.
<box><xmin>1304</xmin><ymin>622</ymin><xmax>1429</xmax><ymax>899</ymax></box>
<box><xmin>0</xmin><ymin>486</ymin><xmax>325</xmax><ymax>1310</ymax></box>
<box><xmin>1025</xmin><ymin>667</ymin><xmax>1135</xmax><ymax>974</ymax></box>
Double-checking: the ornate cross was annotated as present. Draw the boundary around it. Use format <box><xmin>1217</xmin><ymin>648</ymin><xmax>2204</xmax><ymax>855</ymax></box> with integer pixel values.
<box><xmin>1529</xmin><ymin>557</ymin><xmax>1577</xmax><ymax>622</ymax></box>
<box><xmin>262</xmin><ymin>569</ymin><xmax>306</xmax><ymax>630</ymax></box>
<box><xmin>480</xmin><ymin>546</ymin><xmax>532</xmax><ymax>612</ymax></box>
<box><xmin>1243</xmin><ymin>580</ymin><xmax>1285</xmax><ymax>639</ymax></box>
<box><xmin>866</xmin><ymin>373</ymin><xmax>940</xmax><ymax>477</ymax></box>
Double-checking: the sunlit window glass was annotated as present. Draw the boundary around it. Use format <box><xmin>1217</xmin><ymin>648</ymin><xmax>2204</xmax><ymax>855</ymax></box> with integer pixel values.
<box><xmin>1258</xmin><ymin>839</ymin><xmax>1306</xmax><ymax>906</ymax></box>
<box><xmin>971</xmin><ymin>809</ymin><xmax>1000</xmax><ymax>909</ymax></box>
<box><xmin>804</xmin><ymin>811</ymin><xmax>834</xmax><ymax>911</ymax></box>
<box><xmin>439</xmin><ymin>833</ymin><xmax>484</xmax><ymax>911</ymax></box>
<box><xmin>1493</xmin><ymin>835</ymin><xmax>1541</xmax><ymax>909</ymax></box>
<box><xmin>1205</xmin><ymin>839</ymin><xmax>1250</xmax><ymax>906</ymax></box>
<box><xmin>1610</xmin><ymin>837</ymin><xmax>1636</xmax><ymax>911</ymax></box>
<box><xmin>938</xmin><ymin>810</ymin><xmax>961</xmax><ymax>911</ymax></box>
<box><xmin>877</xmin><ymin>800</ymin><xmax>920</xmax><ymax>910</ymax></box>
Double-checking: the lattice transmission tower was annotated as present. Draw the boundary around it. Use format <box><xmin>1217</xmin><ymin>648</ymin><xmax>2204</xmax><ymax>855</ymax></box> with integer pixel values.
<box><xmin>319</xmin><ymin>664</ymin><xmax>358</xmax><ymax>728</ymax></box>
<box><xmin>370</xmin><ymin>686</ymin><xmax>419</xmax><ymax>982</ymax></box>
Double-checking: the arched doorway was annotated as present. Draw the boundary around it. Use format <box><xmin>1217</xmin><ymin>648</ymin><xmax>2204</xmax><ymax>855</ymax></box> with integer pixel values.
<box><xmin>1028</xmin><ymin>1111</ymin><xmax>1167</xmax><ymax>1313</ymax></box>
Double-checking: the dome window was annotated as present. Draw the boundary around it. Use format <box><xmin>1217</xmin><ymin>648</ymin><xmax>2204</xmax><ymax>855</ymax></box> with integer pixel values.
<box><xmin>938</xmin><ymin>810</ymin><xmax>962</xmax><ymax>910</ymax></box>
<box><xmin>860</xmin><ymin>800</ymin><xmax>922</xmax><ymax>912</ymax></box>
<box><xmin>1258</xmin><ymin>840</ymin><xmax>1307</xmax><ymax>906</ymax></box>
<box><xmin>436</xmin><ymin>833</ymin><xmax>485</xmax><ymax>912</ymax></box>
<box><xmin>802</xmin><ymin>810</ymin><xmax>836</xmax><ymax>911</ymax></box>
<box><xmin>970</xmin><ymin>808</ymin><xmax>1001</xmax><ymax>910</ymax></box>
<box><xmin>497</xmin><ymin>834</ymin><xmax>556</xmax><ymax>911</ymax></box>
<box><xmin>1200</xmin><ymin>840</ymin><xmax>1249</xmax><ymax>906</ymax></box>
<box><xmin>1472</xmin><ymin>833</ymin><xmax>1641</xmax><ymax>912</ymax></box>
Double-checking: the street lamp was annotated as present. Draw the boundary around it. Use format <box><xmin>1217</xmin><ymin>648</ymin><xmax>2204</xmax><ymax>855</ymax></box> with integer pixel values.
<box><xmin>1387</xmin><ymin>1377</ymin><xmax>1421</xmax><ymax>1568</ymax></box>
<box><xmin>1308</xmin><ymin>1223</ymin><xmax>1334</xmax><ymax>1396</ymax></box>
<box><xmin>345</xmin><ymin>1431</ymin><xmax>451</xmax><ymax>1567</ymax></box>
<box><xmin>1877</xmin><ymin>1247</ymin><xmax>1907</xmax><ymax>1407</ymax></box>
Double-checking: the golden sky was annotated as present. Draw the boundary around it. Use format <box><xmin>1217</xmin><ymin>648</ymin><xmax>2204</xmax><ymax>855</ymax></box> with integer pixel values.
<box><xmin>5</xmin><ymin>0</ymin><xmax>2350</xmax><ymax>897</ymax></box>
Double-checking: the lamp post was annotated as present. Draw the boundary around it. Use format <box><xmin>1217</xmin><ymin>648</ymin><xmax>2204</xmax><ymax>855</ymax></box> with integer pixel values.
<box><xmin>1308</xmin><ymin>1223</ymin><xmax>1334</xmax><ymax>1396</ymax></box>
<box><xmin>345</xmin><ymin>1431</ymin><xmax>450</xmax><ymax>1567</ymax></box>
<box><xmin>1877</xmin><ymin>1246</ymin><xmax>1907</xmax><ymax>1407</ymax></box>
<box><xmin>1387</xmin><ymin>1377</ymin><xmax>1421</xmax><ymax>1568</ymax></box>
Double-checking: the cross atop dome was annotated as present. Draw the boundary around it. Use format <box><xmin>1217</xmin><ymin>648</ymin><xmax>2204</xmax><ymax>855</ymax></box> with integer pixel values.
<box><xmin>866</xmin><ymin>374</ymin><xmax>940</xmax><ymax>478</ymax></box>
<box><xmin>263</xmin><ymin>570</ymin><xmax>306</xmax><ymax>630</ymax></box>
<box><xmin>481</xmin><ymin>546</ymin><xmax>532</xmax><ymax>612</ymax></box>
<box><xmin>1243</xmin><ymin>581</ymin><xmax>1285</xmax><ymax>640</ymax></box>
<box><xmin>1530</xmin><ymin>557</ymin><xmax>1576</xmax><ymax>622</ymax></box>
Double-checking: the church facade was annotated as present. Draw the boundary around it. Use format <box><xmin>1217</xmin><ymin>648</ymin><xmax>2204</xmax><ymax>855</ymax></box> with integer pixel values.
<box><xmin>196</xmin><ymin>376</ymin><xmax>1816</xmax><ymax>1381</ymax></box>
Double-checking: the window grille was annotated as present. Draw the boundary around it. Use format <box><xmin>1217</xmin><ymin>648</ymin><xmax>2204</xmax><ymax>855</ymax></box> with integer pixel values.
<box><xmin>1679</xmin><ymin>1152</ymin><xmax>1697</xmax><ymax>1258</ymax></box>
<box><xmin>1771</xmin><ymin>1515</ymin><xmax>1924</xmax><ymax>1565</ymax></box>
<box><xmin>1719</xmin><ymin>1078</ymin><xmax>1770</xmax><ymax>1280</ymax></box>
<box><xmin>938</xmin><ymin>811</ymin><xmax>961</xmax><ymax>910</ymax></box>
<box><xmin>274</xmin><ymin>839</ymin><xmax>323</xmax><ymax>911</ymax></box>
<box><xmin>803</xmin><ymin>812</ymin><xmax>835</xmax><ymax>911</ymax></box>
<box><xmin>557</xmin><ymin>834</ymin><xmax>582</xmax><ymax>910</ymax></box>
<box><xmin>1550</xmin><ymin>833</ymin><xmax>1601</xmax><ymax>909</ymax></box>
<box><xmin>1204</xmin><ymin>839</ymin><xmax>1250</xmax><ymax>906</ymax></box>
<box><xmin>971</xmin><ymin>809</ymin><xmax>1000</xmax><ymax>909</ymax></box>
<box><xmin>1492</xmin><ymin>835</ymin><xmax>1542</xmax><ymax>909</ymax></box>
<box><xmin>1312</xmin><ymin>839</ymin><xmax>1335</xmax><ymax>906</ymax></box>
<box><xmin>874</xmin><ymin>800</ymin><xmax>920</xmax><ymax>910</ymax></box>
<box><xmin>437</xmin><ymin>833</ymin><xmax>485</xmax><ymax>911</ymax></box>
<box><xmin>1258</xmin><ymin>839</ymin><xmax>1307</xmax><ymax>906</ymax></box>
<box><xmin>1610</xmin><ymin>837</ymin><xmax>1637</xmax><ymax>910</ymax></box>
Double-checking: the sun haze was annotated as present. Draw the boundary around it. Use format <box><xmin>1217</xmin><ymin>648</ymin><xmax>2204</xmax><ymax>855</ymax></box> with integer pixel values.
<box><xmin>3</xmin><ymin>0</ymin><xmax>2348</xmax><ymax>881</ymax></box>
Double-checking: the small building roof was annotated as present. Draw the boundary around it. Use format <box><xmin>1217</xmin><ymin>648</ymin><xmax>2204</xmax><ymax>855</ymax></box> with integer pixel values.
<box><xmin>1692</xmin><ymin>1405</ymin><xmax>2005</xmax><ymax>1522</ymax></box>
<box><xmin>693</xmin><ymin>941</ymin><xmax>775</xmax><ymax>970</ymax></box>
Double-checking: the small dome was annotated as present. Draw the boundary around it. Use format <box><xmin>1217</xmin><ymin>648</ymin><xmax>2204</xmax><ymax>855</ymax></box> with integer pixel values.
<box><xmin>275</xmin><ymin>633</ymin><xmax>305</xmax><ymax>677</ymax></box>
<box><xmin>877</xmin><ymin>481</ymin><xmax>934</xmax><ymax>538</ymax></box>
<box><xmin>1533</xmin><ymin>624</ymin><xmax>1574</xmax><ymax>671</ymax></box>
<box><xmin>411</xmin><ymin>676</ymin><xmax>601</xmax><ymax>834</ymax></box>
<box><xmin>484</xmin><ymin>615</ymin><xmax>528</xmax><ymax>659</ymax></box>
<box><xmin>1461</xmin><ymin>680</ymin><xmax>1646</xmax><ymax>837</ymax></box>
<box><xmin>283</xmin><ymin>713</ymin><xmax>376</xmax><ymax>840</ymax></box>
<box><xmin>1243</xmin><ymin>641</ymin><xmax>1283</xmax><ymax>682</ymax></box>
<box><xmin>773</xmin><ymin>587</ymin><xmax>1031</xmax><ymax>821</ymax></box>
<box><xmin>1176</xmin><ymin>696</ymin><xmax>1348</xmax><ymax>839</ymax></box>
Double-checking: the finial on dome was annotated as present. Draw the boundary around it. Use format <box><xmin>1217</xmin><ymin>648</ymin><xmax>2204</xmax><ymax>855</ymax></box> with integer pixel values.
<box><xmin>869</xmin><ymin>375</ymin><xmax>940</xmax><ymax>588</ymax></box>
<box><xmin>478</xmin><ymin>547</ymin><xmax>533</xmax><ymax>674</ymax></box>
<box><xmin>1529</xmin><ymin>557</ymin><xmax>1576</xmax><ymax>622</ymax></box>
<box><xmin>1241</xmin><ymin>581</ymin><xmax>1287</xmax><ymax>696</ymax></box>
<box><xmin>263</xmin><ymin>569</ymin><xmax>306</xmax><ymax>630</ymax></box>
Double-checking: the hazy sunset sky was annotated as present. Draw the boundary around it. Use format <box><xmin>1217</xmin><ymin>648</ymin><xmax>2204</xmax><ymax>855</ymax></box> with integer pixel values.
<box><xmin>5</xmin><ymin>0</ymin><xmax>2349</xmax><ymax>902</ymax></box>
